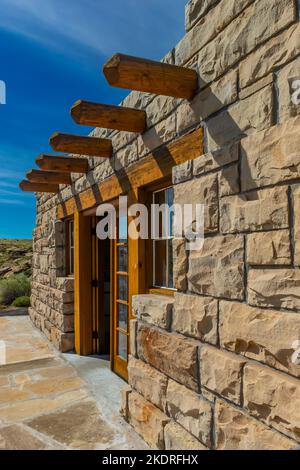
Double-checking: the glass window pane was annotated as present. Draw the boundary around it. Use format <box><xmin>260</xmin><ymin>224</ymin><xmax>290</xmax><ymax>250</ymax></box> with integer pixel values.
<box><xmin>118</xmin><ymin>332</ymin><xmax>127</xmax><ymax>360</ymax></box>
<box><xmin>119</xmin><ymin>216</ymin><xmax>127</xmax><ymax>243</ymax></box>
<box><xmin>154</xmin><ymin>240</ymin><xmax>167</xmax><ymax>287</ymax></box>
<box><xmin>117</xmin><ymin>303</ymin><xmax>128</xmax><ymax>330</ymax></box>
<box><xmin>167</xmin><ymin>239</ymin><xmax>174</xmax><ymax>289</ymax></box>
<box><xmin>117</xmin><ymin>275</ymin><xmax>128</xmax><ymax>301</ymax></box>
<box><xmin>118</xmin><ymin>245</ymin><xmax>128</xmax><ymax>272</ymax></box>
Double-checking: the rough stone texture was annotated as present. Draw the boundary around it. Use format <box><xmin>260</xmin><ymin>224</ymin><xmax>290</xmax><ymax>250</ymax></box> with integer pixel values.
<box><xmin>219</xmin><ymin>163</ymin><xmax>240</xmax><ymax>197</ymax></box>
<box><xmin>294</xmin><ymin>186</ymin><xmax>300</xmax><ymax>266</ymax></box>
<box><xmin>244</xmin><ymin>364</ymin><xmax>300</xmax><ymax>442</ymax></box>
<box><xmin>247</xmin><ymin>230</ymin><xmax>291</xmax><ymax>265</ymax></box>
<box><xmin>176</xmin><ymin>69</ymin><xmax>238</xmax><ymax>132</ymax></box>
<box><xmin>129</xmin><ymin>319</ymin><xmax>137</xmax><ymax>358</ymax></box>
<box><xmin>239</xmin><ymin>22</ymin><xmax>300</xmax><ymax>89</ymax></box>
<box><xmin>248</xmin><ymin>269</ymin><xmax>300</xmax><ymax>311</ymax></box>
<box><xmin>241</xmin><ymin>116</ymin><xmax>300</xmax><ymax>191</ymax></box>
<box><xmin>198</xmin><ymin>0</ymin><xmax>296</xmax><ymax>87</ymax></box>
<box><xmin>220</xmin><ymin>187</ymin><xmax>289</xmax><ymax>233</ymax></box>
<box><xmin>215</xmin><ymin>400</ymin><xmax>296</xmax><ymax>450</ymax></box>
<box><xmin>132</xmin><ymin>294</ymin><xmax>174</xmax><ymax>330</ymax></box>
<box><xmin>185</xmin><ymin>0</ymin><xmax>220</xmax><ymax>32</ymax></box>
<box><xmin>239</xmin><ymin>74</ymin><xmax>274</xmax><ymax>100</ymax></box>
<box><xmin>172</xmin><ymin>238</ymin><xmax>188</xmax><ymax>291</ymax></box>
<box><xmin>172</xmin><ymin>160</ymin><xmax>193</xmax><ymax>185</ymax></box>
<box><xmin>220</xmin><ymin>300</ymin><xmax>300</xmax><ymax>378</ymax></box>
<box><xmin>128</xmin><ymin>357</ymin><xmax>168</xmax><ymax>412</ymax></box>
<box><xmin>127</xmin><ymin>391</ymin><xmax>169</xmax><ymax>450</ymax></box>
<box><xmin>172</xmin><ymin>293</ymin><xmax>218</xmax><ymax>345</ymax></box>
<box><xmin>206</xmin><ymin>85</ymin><xmax>273</xmax><ymax>151</ymax></box>
<box><xmin>164</xmin><ymin>421</ymin><xmax>208</xmax><ymax>450</ymax></box>
<box><xmin>137</xmin><ymin>324</ymin><xmax>199</xmax><ymax>392</ymax></box>
<box><xmin>174</xmin><ymin>174</ymin><xmax>219</xmax><ymax>233</ymax></box>
<box><xmin>200</xmin><ymin>346</ymin><xmax>245</xmax><ymax>405</ymax></box>
<box><xmin>188</xmin><ymin>235</ymin><xmax>244</xmax><ymax>300</ymax></box>
<box><xmin>166</xmin><ymin>379</ymin><xmax>212</xmax><ymax>447</ymax></box>
<box><xmin>278</xmin><ymin>57</ymin><xmax>300</xmax><ymax>122</ymax></box>
<box><xmin>193</xmin><ymin>143</ymin><xmax>239</xmax><ymax>176</ymax></box>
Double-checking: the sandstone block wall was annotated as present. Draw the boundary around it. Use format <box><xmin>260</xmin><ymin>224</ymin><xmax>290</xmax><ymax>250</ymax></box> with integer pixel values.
<box><xmin>30</xmin><ymin>0</ymin><xmax>300</xmax><ymax>449</ymax></box>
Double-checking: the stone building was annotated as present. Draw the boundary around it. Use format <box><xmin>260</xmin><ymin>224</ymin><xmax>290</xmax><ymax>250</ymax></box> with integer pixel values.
<box><xmin>25</xmin><ymin>0</ymin><xmax>300</xmax><ymax>450</ymax></box>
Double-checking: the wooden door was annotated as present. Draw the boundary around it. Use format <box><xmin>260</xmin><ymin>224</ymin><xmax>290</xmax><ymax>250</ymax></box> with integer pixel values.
<box><xmin>112</xmin><ymin>212</ymin><xmax>129</xmax><ymax>380</ymax></box>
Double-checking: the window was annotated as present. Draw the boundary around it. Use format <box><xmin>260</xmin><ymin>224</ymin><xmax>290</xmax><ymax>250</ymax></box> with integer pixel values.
<box><xmin>66</xmin><ymin>219</ymin><xmax>74</xmax><ymax>276</ymax></box>
<box><xmin>152</xmin><ymin>187</ymin><xmax>174</xmax><ymax>289</ymax></box>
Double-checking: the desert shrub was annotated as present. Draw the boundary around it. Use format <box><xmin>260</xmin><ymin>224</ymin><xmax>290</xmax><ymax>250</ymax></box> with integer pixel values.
<box><xmin>0</xmin><ymin>274</ymin><xmax>31</xmax><ymax>305</ymax></box>
<box><xmin>12</xmin><ymin>296</ymin><xmax>31</xmax><ymax>307</ymax></box>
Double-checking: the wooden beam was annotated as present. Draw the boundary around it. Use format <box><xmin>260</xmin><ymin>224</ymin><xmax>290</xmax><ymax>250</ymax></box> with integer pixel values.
<box><xmin>36</xmin><ymin>154</ymin><xmax>88</xmax><ymax>174</ymax></box>
<box><xmin>19</xmin><ymin>180</ymin><xmax>59</xmax><ymax>193</ymax></box>
<box><xmin>27</xmin><ymin>169</ymin><xmax>71</xmax><ymax>185</ymax></box>
<box><xmin>71</xmin><ymin>100</ymin><xmax>147</xmax><ymax>133</ymax></box>
<box><xmin>103</xmin><ymin>53</ymin><xmax>198</xmax><ymax>100</ymax></box>
<box><xmin>57</xmin><ymin>127</ymin><xmax>203</xmax><ymax>218</ymax></box>
<box><xmin>50</xmin><ymin>132</ymin><xmax>112</xmax><ymax>158</ymax></box>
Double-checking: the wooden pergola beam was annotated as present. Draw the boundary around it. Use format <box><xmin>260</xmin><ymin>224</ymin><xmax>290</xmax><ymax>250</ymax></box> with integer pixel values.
<box><xmin>71</xmin><ymin>100</ymin><xmax>147</xmax><ymax>133</ymax></box>
<box><xmin>36</xmin><ymin>154</ymin><xmax>88</xmax><ymax>174</ymax></box>
<box><xmin>19</xmin><ymin>180</ymin><xmax>59</xmax><ymax>193</ymax></box>
<box><xmin>50</xmin><ymin>132</ymin><xmax>112</xmax><ymax>158</ymax></box>
<box><xmin>103</xmin><ymin>53</ymin><xmax>198</xmax><ymax>100</ymax></box>
<box><xmin>26</xmin><ymin>169</ymin><xmax>71</xmax><ymax>185</ymax></box>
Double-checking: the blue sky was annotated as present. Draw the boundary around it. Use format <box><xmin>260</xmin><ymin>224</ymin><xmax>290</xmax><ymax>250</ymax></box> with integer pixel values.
<box><xmin>0</xmin><ymin>0</ymin><xmax>187</xmax><ymax>239</ymax></box>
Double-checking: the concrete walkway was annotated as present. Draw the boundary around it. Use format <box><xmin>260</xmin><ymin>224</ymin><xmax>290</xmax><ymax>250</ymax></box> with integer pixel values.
<box><xmin>0</xmin><ymin>310</ymin><xmax>148</xmax><ymax>450</ymax></box>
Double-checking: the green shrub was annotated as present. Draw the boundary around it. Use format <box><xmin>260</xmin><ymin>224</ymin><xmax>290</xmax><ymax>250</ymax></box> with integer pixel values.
<box><xmin>0</xmin><ymin>274</ymin><xmax>31</xmax><ymax>306</ymax></box>
<box><xmin>12</xmin><ymin>296</ymin><xmax>31</xmax><ymax>307</ymax></box>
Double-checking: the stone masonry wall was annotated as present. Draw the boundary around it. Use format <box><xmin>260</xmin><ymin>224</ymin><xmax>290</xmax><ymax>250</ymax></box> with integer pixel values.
<box><xmin>30</xmin><ymin>0</ymin><xmax>300</xmax><ymax>448</ymax></box>
<box><xmin>121</xmin><ymin>0</ymin><xmax>300</xmax><ymax>450</ymax></box>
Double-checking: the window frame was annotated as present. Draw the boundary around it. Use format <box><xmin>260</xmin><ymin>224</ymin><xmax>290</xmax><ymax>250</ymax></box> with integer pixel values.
<box><xmin>65</xmin><ymin>218</ymin><xmax>74</xmax><ymax>277</ymax></box>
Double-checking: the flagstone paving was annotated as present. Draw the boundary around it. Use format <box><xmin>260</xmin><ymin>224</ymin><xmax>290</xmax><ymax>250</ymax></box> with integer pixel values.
<box><xmin>0</xmin><ymin>311</ymin><xmax>148</xmax><ymax>450</ymax></box>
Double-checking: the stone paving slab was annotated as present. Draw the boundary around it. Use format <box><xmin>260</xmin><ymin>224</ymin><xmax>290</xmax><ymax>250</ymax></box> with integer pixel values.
<box><xmin>0</xmin><ymin>312</ymin><xmax>148</xmax><ymax>450</ymax></box>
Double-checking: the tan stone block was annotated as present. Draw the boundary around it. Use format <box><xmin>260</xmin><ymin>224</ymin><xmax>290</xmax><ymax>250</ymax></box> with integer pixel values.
<box><xmin>244</xmin><ymin>364</ymin><xmax>300</xmax><ymax>442</ymax></box>
<box><xmin>0</xmin><ymin>424</ymin><xmax>52</xmax><ymax>450</ymax></box>
<box><xmin>247</xmin><ymin>230</ymin><xmax>291</xmax><ymax>265</ymax></box>
<box><xmin>137</xmin><ymin>324</ymin><xmax>199</xmax><ymax>391</ymax></box>
<box><xmin>188</xmin><ymin>235</ymin><xmax>244</xmax><ymax>300</ymax></box>
<box><xmin>176</xmin><ymin>69</ymin><xmax>238</xmax><ymax>132</ymax></box>
<box><xmin>22</xmin><ymin>376</ymin><xmax>84</xmax><ymax>396</ymax></box>
<box><xmin>239</xmin><ymin>23</ymin><xmax>300</xmax><ymax>89</ymax></box>
<box><xmin>166</xmin><ymin>379</ymin><xmax>212</xmax><ymax>447</ymax></box>
<box><xmin>128</xmin><ymin>357</ymin><xmax>168</xmax><ymax>411</ymax></box>
<box><xmin>172</xmin><ymin>160</ymin><xmax>192</xmax><ymax>185</ymax></box>
<box><xmin>174</xmin><ymin>174</ymin><xmax>218</xmax><ymax>233</ymax></box>
<box><xmin>0</xmin><ymin>389</ymin><xmax>31</xmax><ymax>406</ymax></box>
<box><xmin>198</xmin><ymin>0</ymin><xmax>296</xmax><ymax>87</ymax></box>
<box><xmin>248</xmin><ymin>269</ymin><xmax>300</xmax><ymax>311</ymax></box>
<box><xmin>200</xmin><ymin>346</ymin><xmax>245</xmax><ymax>405</ymax></box>
<box><xmin>293</xmin><ymin>186</ymin><xmax>300</xmax><ymax>266</ymax></box>
<box><xmin>127</xmin><ymin>391</ymin><xmax>169</xmax><ymax>450</ymax></box>
<box><xmin>137</xmin><ymin>114</ymin><xmax>176</xmax><ymax>158</ymax></box>
<box><xmin>173</xmin><ymin>238</ymin><xmax>188</xmax><ymax>291</ymax></box>
<box><xmin>193</xmin><ymin>143</ymin><xmax>239</xmax><ymax>176</ymax></box>
<box><xmin>129</xmin><ymin>319</ymin><xmax>137</xmax><ymax>357</ymax></box>
<box><xmin>239</xmin><ymin>74</ymin><xmax>274</xmax><ymax>100</ymax></box>
<box><xmin>278</xmin><ymin>57</ymin><xmax>300</xmax><ymax>122</ymax></box>
<box><xmin>241</xmin><ymin>117</ymin><xmax>300</xmax><ymax>191</ymax></box>
<box><xmin>132</xmin><ymin>294</ymin><xmax>174</xmax><ymax>330</ymax></box>
<box><xmin>172</xmin><ymin>293</ymin><xmax>218</xmax><ymax>345</ymax></box>
<box><xmin>164</xmin><ymin>421</ymin><xmax>208</xmax><ymax>450</ymax></box>
<box><xmin>220</xmin><ymin>187</ymin><xmax>289</xmax><ymax>233</ymax></box>
<box><xmin>220</xmin><ymin>300</ymin><xmax>300</xmax><ymax>377</ymax></box>
<box><xmin>114</xmin><ymin>140</ymin><xmax>138</xmax><ymax>171</ymax></box>
<box><xmin>206</xmin><ymin>85</ymin><xmax>273</xmax><ymax>151</ymax></box>
<box><xmin>219</xmin><ymin>163</ymin><xmax>240</xmax><ymax>197</ymax></box>
<box><xmin>185</xmin><ymin>0</ymin><xmax>219</xmax><ymax>32</ymax></box>
<box><xmin>215</xmin><ymin>400</ymin><xmax>295</xmax><ymax>450</ymax></box>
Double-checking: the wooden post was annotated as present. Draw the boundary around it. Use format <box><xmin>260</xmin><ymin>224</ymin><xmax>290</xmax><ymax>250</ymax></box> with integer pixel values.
<box><xmin>19</xmin><ymin>180</ymin><xmax>59</xmax><ymax>193</ymax></box>
<box><xmin>103</xmin><ymin>53</ymin><xmax>198</xmax><ymax>99</ymax></box>
<box><xmin>26</xmin><ymin>169</ymin><xmax>71</xmax><ymax>185</ymax></box>
<box><xmin>71</xmin><ymin>100</ymin><xmax>147</xmax><ymax>133</ymax></box>
<box><xmin>36</xmin><ymin>154</ymin><xmax>88</xmax><ymax>174</ymax></box>
<box><xmin>50</xmin><ymin>132</ymin><xmax>112</xmax><ymax>157</ymax></box>
<box><xmin>74</xmin><ymin>211</ymin><xmax>93</xmax><ymax>355</ymax></box>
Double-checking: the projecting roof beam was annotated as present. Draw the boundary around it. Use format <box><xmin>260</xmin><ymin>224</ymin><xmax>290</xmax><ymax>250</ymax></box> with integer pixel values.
<box><xmin>71</xmin><ymin>100</ymin><xmax>147</xmax><ymax>133</ymax></box>
<box><xmin>36</xmin><ymin>154</ymin><xmax>88</xmax><ymax>174</ymax></box>
<box><xmin>50</xmin><ymin>132</ymin><xmax>112</xmax><ymax>158</ymax></box>
<box><xmin>26</xmin><ymin>169</ymin><xmax>71</xmax><ymax>185</ymax></box>
<box><xmin>19</xmin><ymin>180</ymin><xmax>59</xmax><ymax>193</ymax></box>
<box><xmin>103</xmin><ymin>53</ymin><xmax>198</xmax><ymax>100</ymax></box>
